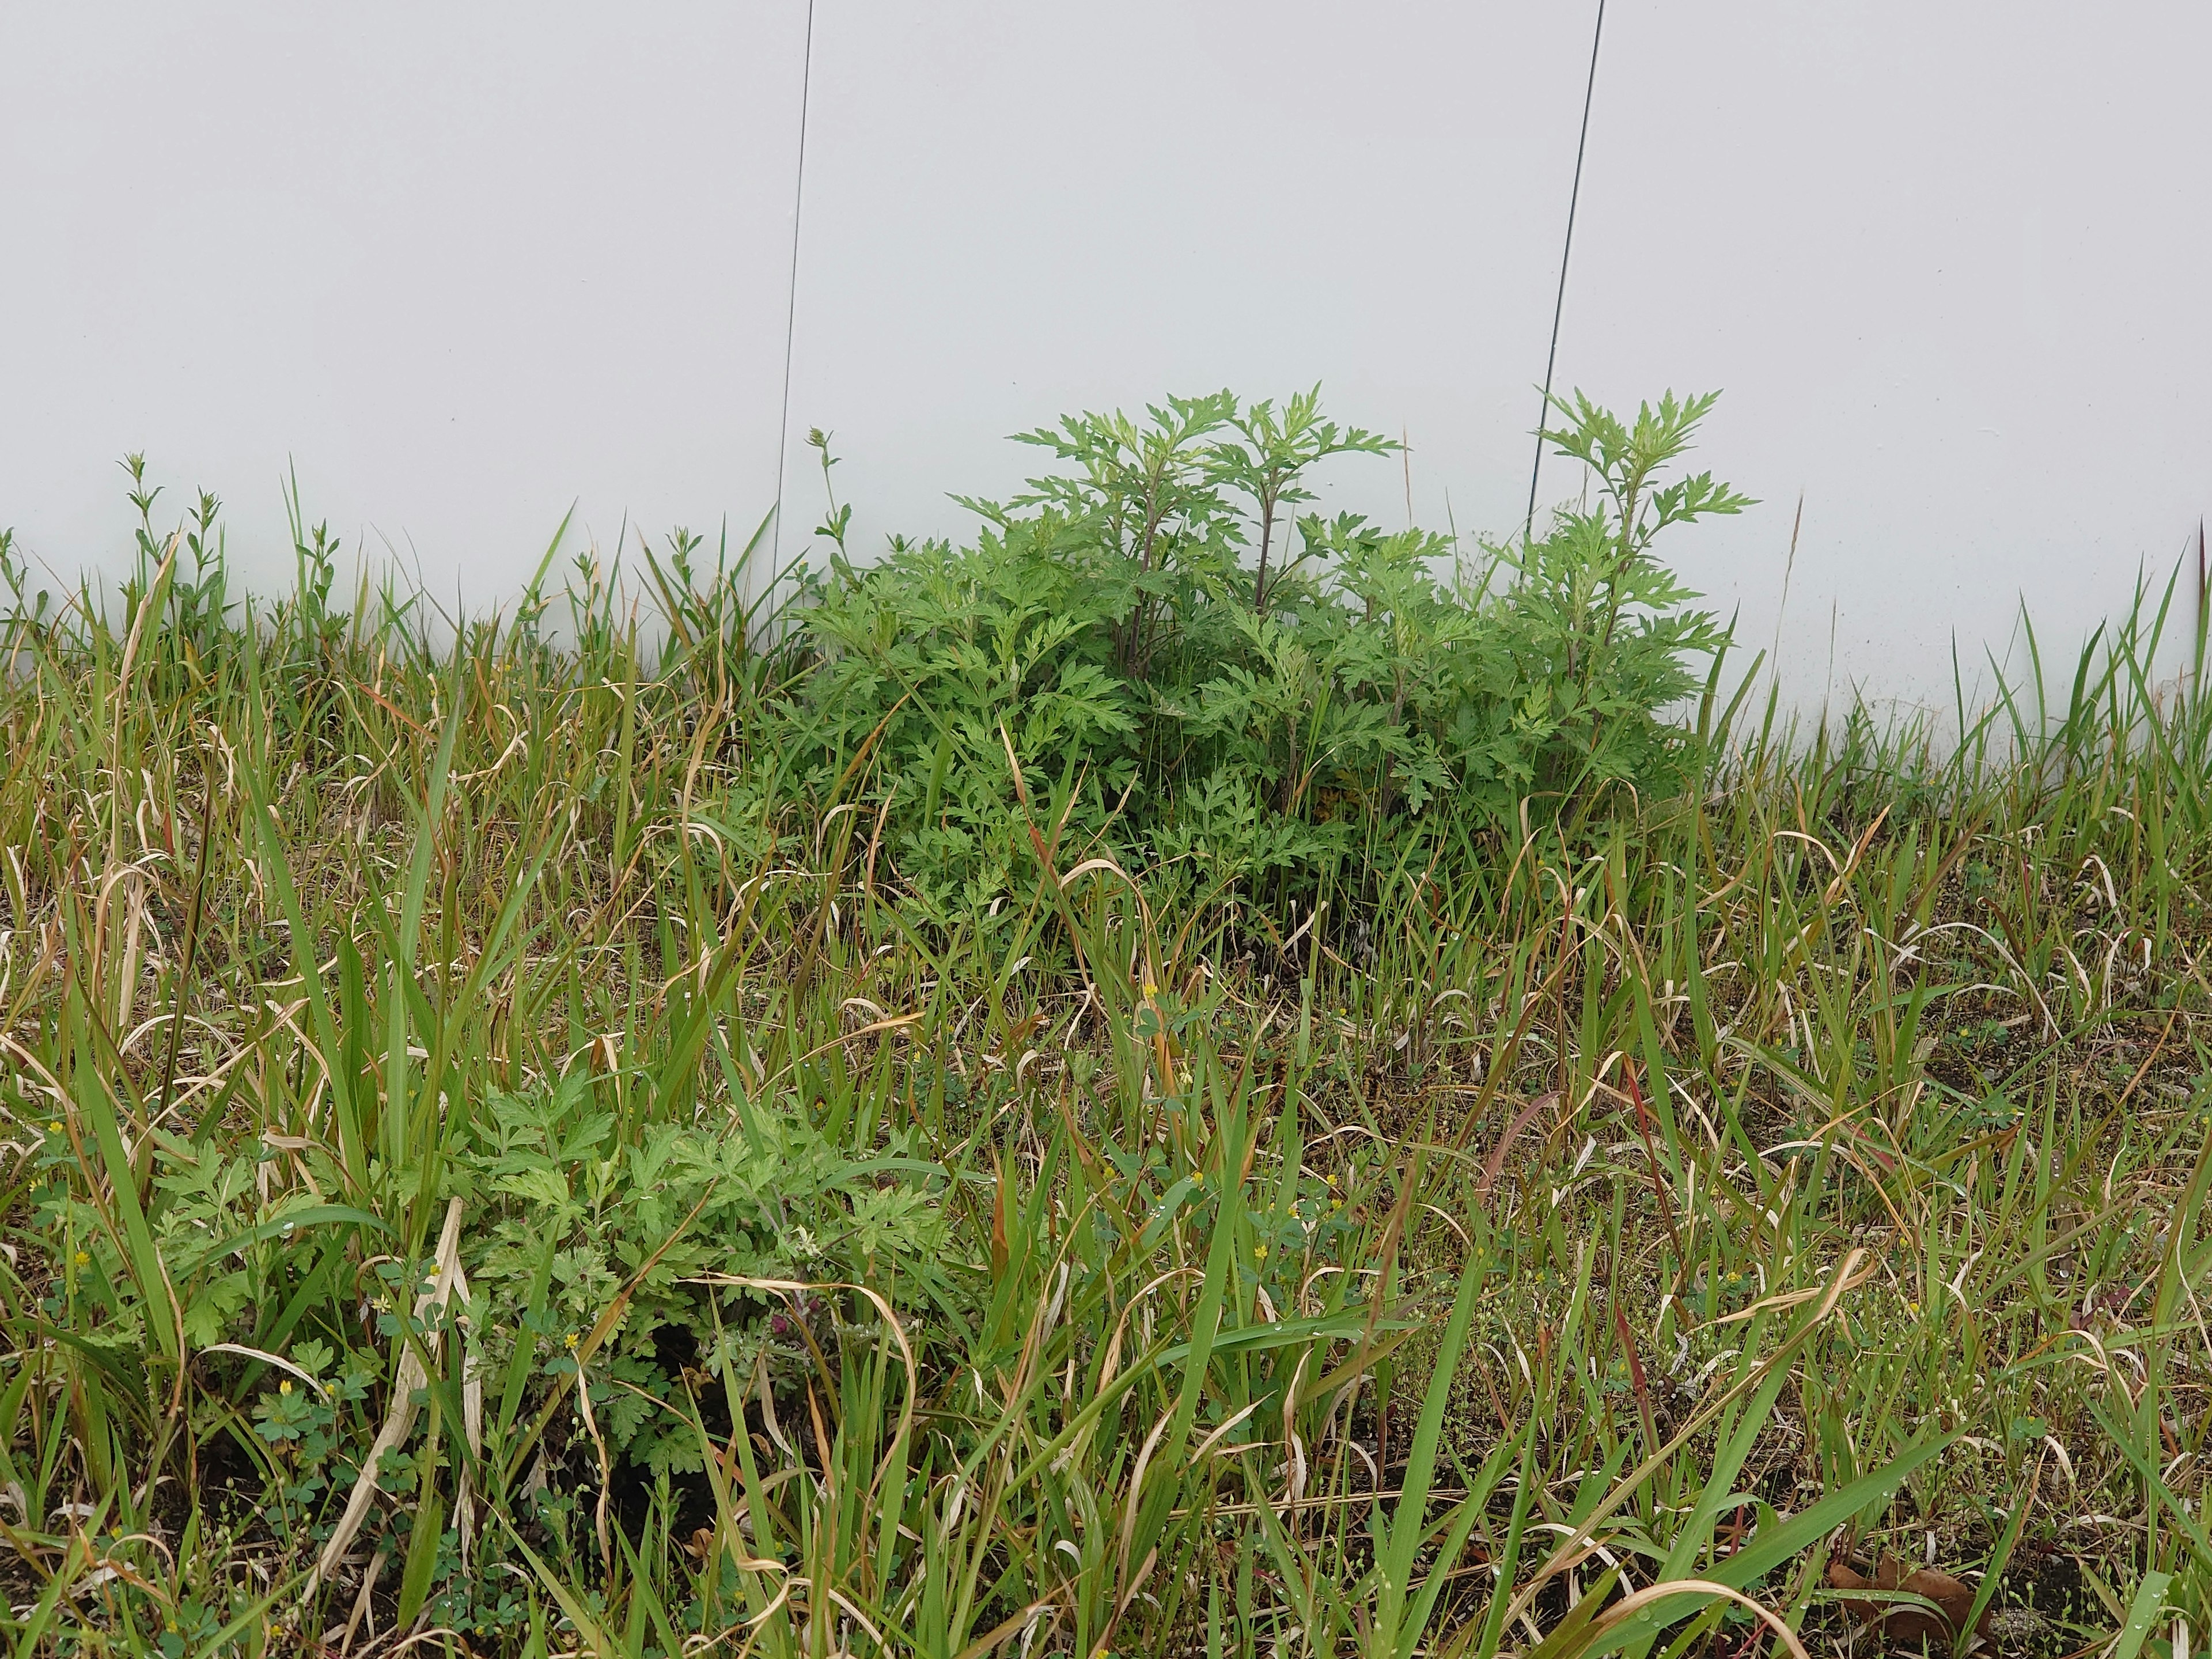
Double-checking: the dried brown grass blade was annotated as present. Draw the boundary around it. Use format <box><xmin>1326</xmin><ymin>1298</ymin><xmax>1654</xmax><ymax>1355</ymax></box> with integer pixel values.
<box><xmin>305</xmin><ymin>1199</ymin><xmax>467</xmax><ymax>1600</ymax></box>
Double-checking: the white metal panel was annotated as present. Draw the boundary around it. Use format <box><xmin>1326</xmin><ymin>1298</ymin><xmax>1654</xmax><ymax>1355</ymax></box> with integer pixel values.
<box><xmin>1552</xmin><ymin>2</ymin><xmax>2212</xmax><ymax>711</ymax></box>
<box><xmin>4</xmin><ymin>3</ymin><xmax>2205</xmax><ymax>711</ymax></box>
<box><xmin>0</xmin><ymin>4</ymin><xmax>809</xmax><ymax>601</ymax></box>
<box><xmin>778</xmin><ymin>2</ymin><xmax>1594</xmax><ymax>569</ymax></box>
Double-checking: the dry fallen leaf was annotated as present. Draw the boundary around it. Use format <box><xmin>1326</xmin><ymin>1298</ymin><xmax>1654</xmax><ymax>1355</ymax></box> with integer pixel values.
<box><xmin>1828</xmin><ymin>1556</ymin><xmax>1993</xmax><ymax>1649</ymax></box>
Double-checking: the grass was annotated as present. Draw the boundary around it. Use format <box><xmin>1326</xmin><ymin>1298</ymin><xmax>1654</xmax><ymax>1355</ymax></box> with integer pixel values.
<box><xmin>3</xmin><ymin>489</ymin><xmax>2212</xmax><ymax>1659</ymax></box>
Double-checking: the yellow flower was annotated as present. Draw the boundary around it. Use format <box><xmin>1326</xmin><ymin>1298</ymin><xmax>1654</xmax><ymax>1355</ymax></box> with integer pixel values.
<box><xmin>1142</xmin><ymin>982</ymin><xmax>1158</xmax><ymax>999</ymax></box>
<box><xmin>1254</xmin><ymin>1245</ymin><xmax>1270</xmax><ymax>1261</ymax></box>
<box><xmin>279</xmin><ymin>1380</ymin><xmax>293</xmax><ymax>1396</ymax></box>
<box><xmin>74</xmin><ymin>1251</ymin><xmax>89</xmax><ymax>1267</ymax></box>
<box><xmin>565</xmin><ymin>1331</ymin><xmax>580</xmax><ymax>1350</ymax></box>
<box><xmin>49</xmin><ymin>1121</ymin><xmax>63</xmax><ymax>1135</ymax></box>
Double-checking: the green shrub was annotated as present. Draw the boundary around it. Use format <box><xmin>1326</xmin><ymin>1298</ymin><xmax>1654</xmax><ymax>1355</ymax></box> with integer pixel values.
<box><xmin>450</xmin><ymin>1078</ymin><xmax>952</xmax><ymax>1478</ymax></box>
<box><xmin>773</xmin><ymin>387</ymin><xmax>1750</xmax><ymax>916</ymax></box>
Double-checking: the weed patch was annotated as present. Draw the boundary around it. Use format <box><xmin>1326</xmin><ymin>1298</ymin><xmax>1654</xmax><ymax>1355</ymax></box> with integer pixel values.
<box><xmin>1</xmin><ymin>393</ymin><xmax>2209</xmax><ymax>1656</ymax></box>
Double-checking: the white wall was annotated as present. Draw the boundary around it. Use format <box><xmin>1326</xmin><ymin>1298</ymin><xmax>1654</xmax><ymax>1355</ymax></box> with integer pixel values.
<box><xmin>5</xmin><ymin>3</ymin><xmax>2207</xmax><ymax>710</ymax></box>
<box><xmin>780</xmin><ymin>2</ymin><xmax>1591</xmax><ymax>568</ymax></box>
<box><xmin>0</xmin><ymin>4</ymin><xmax>808</xmax><ymax>599</ymax></box>
<box><xmin>1551</xmin><ymin>3</ymin><xmax>2212</xmax><ymax>710</ymax></box>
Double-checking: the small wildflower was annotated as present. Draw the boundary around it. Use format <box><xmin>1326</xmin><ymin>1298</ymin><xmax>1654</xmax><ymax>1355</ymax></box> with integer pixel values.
<box><xmin>1142</xmin><ymin>982</ymin><xmax>1158</xmax><ymax>999</ymax></box>
<box><xmin>1254</xmin><ymin>1244</ymin><xmax>1269</xmax><ymax>1261</ymax></box>
<box><xmin>1907</xmin><ymin>1300</ymin><xmax>1922</xmax><ymax>1316</ymax></box>
<box><xmin>74</xmin><ymin>1251</ymin><xmax>90</xmax><ymax>1267</ymax></box>
<box><xmin>49</xmin><ymin>1121</ymin><xmax>63</xmax><ymax>1135</ymax></box>
<box><xmin>1725</xmin><ymin>1271</ymin><xmax>1742</xmax><ymax>1285</ymax></box>
<box><xmin>565</xmin><ymin>1330</ymin><xmax>580</xmax><ymax>1350</ymax></box>
<box><xmin>279</xmin><ymin>1379</ymin><xmax>293</xmax><ymax>1396</ymax></box>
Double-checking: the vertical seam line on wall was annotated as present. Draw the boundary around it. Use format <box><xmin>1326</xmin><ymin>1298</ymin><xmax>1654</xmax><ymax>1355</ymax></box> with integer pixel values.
<box><xmin>1525</xmin><ymin>0</ymin><xmax>1607</xmax><ymax>544</ymax></box>
<box><xmin>772</xmin><ymin>0</ymin><xmax>819</xmax><ymax>572</ymax></box>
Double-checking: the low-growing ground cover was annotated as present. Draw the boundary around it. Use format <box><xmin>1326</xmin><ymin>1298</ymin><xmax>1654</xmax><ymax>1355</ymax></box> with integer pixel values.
<box><xmin>2</xmin><ymin>395</ymin><xmax>2209</xmax><ymax>1657</ymax></box>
